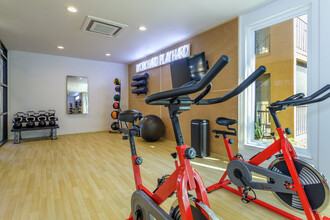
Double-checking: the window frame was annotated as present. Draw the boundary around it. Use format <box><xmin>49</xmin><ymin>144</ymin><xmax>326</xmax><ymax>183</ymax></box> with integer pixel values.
<box><xmin>238</xmin><ymin>0</ymin><xmax>319</xmax><ymax>165</ymax></box>
<box><xmin>0</xmin><ymin>40</ymin><xmax>8</xmax><ymax>146</ymax></box>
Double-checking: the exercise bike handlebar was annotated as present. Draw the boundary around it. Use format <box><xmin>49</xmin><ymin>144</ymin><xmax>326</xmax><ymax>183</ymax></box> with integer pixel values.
<box><xmin>283</xmin><ymin>93</ymin><xmax>305</xmax><ymax>101</ymax></box>
<box><xmin>145</xmin><ymin>55</ymin><xmax>230</xmax><ymax>105</ymax></box>
<box><xmin>270</xmin><ymin>84</ymin><xmax>330</xmax><ymax>107</ymax></box>
<box><xmin>198</xmin><ymin>66</ymin><xmax>267</xmax><ymax>105</ymax></box>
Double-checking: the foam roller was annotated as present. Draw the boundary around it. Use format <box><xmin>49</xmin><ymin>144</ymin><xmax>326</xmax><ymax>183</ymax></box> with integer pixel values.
<box><xmin>131</xmin><ymin>79</ymin><xmax>147</xmax><ymax>87</ymax></box>
<box><xmin>132</xmin><ymin>73</ymin><xmax>149</xmax><ymax>81</ymax></box>
<box><xmin>132</xmin><ymin>86</ymin><xmax>148</xmax><ymax>94</ymax></box>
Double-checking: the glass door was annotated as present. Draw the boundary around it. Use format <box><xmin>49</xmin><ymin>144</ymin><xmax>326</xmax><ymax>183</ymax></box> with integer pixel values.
<box><xmin>0</xmin><ymin>40</ymin><xmax>8</xmax><ymax>146</ymax></box>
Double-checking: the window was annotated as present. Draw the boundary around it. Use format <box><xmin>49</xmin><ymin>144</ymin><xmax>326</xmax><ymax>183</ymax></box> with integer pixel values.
<box><xmin>253</xmin><ymin>15</ymin><xmax>308</xmax><ymax>149</ymax></box>
<box><xmin>0</xmin><ymin>40</ymin><xmax>8</xmax><ymax>146</ymax></box>
<box><xmin>238</xmin><ymin>1</ymin><xmax>319</xmax><ymax>164</ymax></box>
<box><xmin>255</xmin><ymin>74</ymin><xmax>271</xmax><ymax>138</ymax></box>
<box><xmin>255</xmin><ymin>27</ymin><xmax>270</xmax><ymax>55</ymax></box>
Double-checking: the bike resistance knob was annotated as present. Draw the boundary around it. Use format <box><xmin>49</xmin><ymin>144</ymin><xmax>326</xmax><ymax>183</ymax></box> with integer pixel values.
<box><xmin>135</xmin><ymin>157</ymin><xmax>143</xmax><ymax>165</ymax></box>
<box><xmin>185</xmin><ymin>147</ymin><xmax>196</xmax><ymax>159</ymax></box>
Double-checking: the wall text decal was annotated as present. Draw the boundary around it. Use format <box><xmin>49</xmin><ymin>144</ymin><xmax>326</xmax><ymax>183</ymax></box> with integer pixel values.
<box><xmin>136</xmin><ymin>44</ymin><xmax>190</xmax><ymax>72</ymax></box>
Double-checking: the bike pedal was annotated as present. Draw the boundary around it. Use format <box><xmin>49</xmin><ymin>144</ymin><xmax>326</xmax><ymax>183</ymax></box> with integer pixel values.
<box><xmin>153</xmin><ymin>175</ymin><xmax>171</xmax><ymax>193</ymax></box>
<box><xmin>241</xmin><ymin>186</ymin><xmax>257</xmax><ymax>204</ymax></box>
<box><xmin>234</xmin><ymin>153</ymin><xmax>244</xmax><ymax>160</ymax></box>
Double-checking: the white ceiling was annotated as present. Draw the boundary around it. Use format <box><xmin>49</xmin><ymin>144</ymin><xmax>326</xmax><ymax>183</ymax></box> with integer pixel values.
<box><xmin>0</xmin><ymin>0</ymin><xmax>275</xmax><ymax>64</ymax></box>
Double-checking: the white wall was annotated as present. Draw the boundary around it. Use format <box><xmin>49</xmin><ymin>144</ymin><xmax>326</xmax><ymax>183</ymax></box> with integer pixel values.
<box><xmin>8</xmin><ymin>50</ymin><xmax>128</xmax><ymax>138</ymax></box>
<box><xmin>318</xmin><ymin>0</ymin><xmax>330</xmax><ymax>180</ymax></box>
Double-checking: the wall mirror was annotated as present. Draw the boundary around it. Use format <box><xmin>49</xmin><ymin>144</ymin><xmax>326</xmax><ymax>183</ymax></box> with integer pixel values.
<box><xmin>66</xmin><ymin>76</ymin><xmax>88</xmax><ymax>114</ymax></box>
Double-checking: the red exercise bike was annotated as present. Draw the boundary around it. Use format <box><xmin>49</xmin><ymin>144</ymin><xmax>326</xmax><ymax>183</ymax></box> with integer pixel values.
<box><xmin>119</xmin><ymin>55</ymin><xmax>266</xmax><ymax>220</ymax></box>
<box><xmin>206</xmin><ymin>83</ymin><xmax>330</xmax><ymax>220</ymax></box>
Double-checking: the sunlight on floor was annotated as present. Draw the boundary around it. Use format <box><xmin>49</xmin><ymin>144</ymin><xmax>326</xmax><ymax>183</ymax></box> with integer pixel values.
<box><xmin>191</xmin><ymin>161</ymin><xmax>267</xmax><ymax>181</ymax></box>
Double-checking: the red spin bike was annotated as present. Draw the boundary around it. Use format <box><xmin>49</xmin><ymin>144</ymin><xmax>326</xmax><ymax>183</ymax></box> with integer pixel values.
<box><xmin>206</xmin><ymin>84</ymin><xmax>330</xmax><ymax>220</ymax></box>
<box><xmin>119</xmin><ymin>55</ymin><xmax>266</xmax><ymax>220</ymax></box>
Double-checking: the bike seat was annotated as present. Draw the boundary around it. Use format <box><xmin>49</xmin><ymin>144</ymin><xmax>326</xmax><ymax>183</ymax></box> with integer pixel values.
<box><xmin>216</xmin><ymin>117</ymin><xmax>237</xmax><ymax>126</ymax></box>
<box><xmin>119</xmin><ymin>110</ymin><xmax>143</xmax><ymax>123</ymax></box>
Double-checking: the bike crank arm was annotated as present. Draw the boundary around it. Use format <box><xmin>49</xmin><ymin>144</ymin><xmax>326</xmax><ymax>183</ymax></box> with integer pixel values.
<box><xmin>227</xmin><ymin>160</ymin><xmax>297</xmax><ymax>195</ymax></box>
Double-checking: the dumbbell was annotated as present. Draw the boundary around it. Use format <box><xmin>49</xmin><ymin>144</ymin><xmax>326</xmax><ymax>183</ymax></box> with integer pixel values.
<box><xmin>47</xmin><ymin>109</ymin><xmax>56</xmax><ymax>117</ymax></box>
<box><xmin>38</xmin><ymin>110</ymin><xmax>46</xmax><ymax>116</ymax></box>
<box><xmin>12</xmin><ymin>114</ymin><xmax>23</xmax><ymax>129</ymax></box>
<box><xmin>38</xmin><ymin>116</ymin><xmax>47</xmax><ymax>127</ymax></box>
<box><xmin>48</xmin><ymin>116</ymin><xmax>58</xmax><ymax>126</ymax></box>
<box><xmin>26</xmin><ymin>116</ymin><xmax>36</xmax><ymax>128</ymax></box>
<box><xmin>27</xmin><ymin>111</ymin><xmax>36</xmax><ymax>117</ymax></box>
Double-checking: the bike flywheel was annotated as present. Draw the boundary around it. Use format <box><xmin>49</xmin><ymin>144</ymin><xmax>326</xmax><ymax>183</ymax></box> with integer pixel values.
<box><xmin>268</xmin><ymin>157</ymin><xmax>329</xmax><ymax>212</ymax></box>
<box><xmin>170</xmin><ymin>198</ymin><xmax>219</xmax><ymax>220</ymax></box>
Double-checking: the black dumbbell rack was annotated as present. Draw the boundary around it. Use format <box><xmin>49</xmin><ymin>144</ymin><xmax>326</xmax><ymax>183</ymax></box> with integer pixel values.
<box><xmin>11</xmin><ymin>110</ymin><xmax>59</xmax><ymax>143</ymax></box>
<box><xmin>110</xmin><ymin>79</ymin><xmax>123</xmax><ymax>133</ymax></box>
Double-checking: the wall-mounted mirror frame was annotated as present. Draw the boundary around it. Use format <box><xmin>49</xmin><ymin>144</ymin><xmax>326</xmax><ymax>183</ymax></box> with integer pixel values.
<box><xmin>66</xmin><ymin>76</ymin><xmax>88</xmax><ymax>114</ymax></box>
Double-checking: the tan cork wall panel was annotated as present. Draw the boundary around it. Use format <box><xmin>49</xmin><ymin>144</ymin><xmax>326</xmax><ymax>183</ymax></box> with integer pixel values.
<box><xmin>128</xmin><ymin>18</ymin><xmax>239</xmax><ymax>157</ymax></box>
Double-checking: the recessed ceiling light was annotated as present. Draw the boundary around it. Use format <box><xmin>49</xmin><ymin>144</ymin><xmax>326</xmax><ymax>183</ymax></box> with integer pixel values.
<box><xmin>105</xmin><ymin>53</ymin><xmax>111</xmax><ymax>56</ymax></box>
<box><xmin>67</xmin><ymin>6</ymin><xmax>77</xmax><ymax>13</ymax></box>
<box><xmin>138</xmin><ymin>26</ymin><xmax>147</xmax><ymax>31</ymax></box>
<box><xmin>57</xmin><ymin>46</ymin><xmax>64</xmax><ymax>49</ymax></box>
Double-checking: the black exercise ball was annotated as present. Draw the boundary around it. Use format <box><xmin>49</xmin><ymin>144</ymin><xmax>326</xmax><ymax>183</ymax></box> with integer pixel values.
<box><xmin>115</xmin><ymin>86</ymin><xmax>121</xmax><ymax>92</ymax></box>
<box><xmin>111</xmin><ymin>122</ymin><xmax>119</xmax><ymax>130</ymax></box>
<box><xmin>139</xmin><ymin>115</ymin><xmax>165</xmax><ymax>142</ymax></box>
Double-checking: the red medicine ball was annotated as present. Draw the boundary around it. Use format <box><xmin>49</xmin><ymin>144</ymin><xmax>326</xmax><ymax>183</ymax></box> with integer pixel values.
<box><xmin>113</xmin><ymin>102</ymin><xmax>120</xmax><ymax>109</ymax></box>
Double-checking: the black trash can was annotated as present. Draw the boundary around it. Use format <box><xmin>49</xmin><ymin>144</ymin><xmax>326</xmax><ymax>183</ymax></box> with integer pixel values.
<box><xmin>191</xmin><ymin>119</ymin><xmax>210</xmax><ymax>158</ymax></box>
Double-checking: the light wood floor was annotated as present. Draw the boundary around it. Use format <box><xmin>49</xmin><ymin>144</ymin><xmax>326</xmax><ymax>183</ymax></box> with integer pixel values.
<box><xmin>0</xmin><ymin>132</ymin><xmax>329</xmax><ymax>219</ymax></box>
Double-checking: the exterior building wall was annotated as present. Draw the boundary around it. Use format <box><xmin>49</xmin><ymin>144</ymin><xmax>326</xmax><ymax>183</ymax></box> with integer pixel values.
<box><xmin>256</xmin><ymin>19</ymin><xmax>295</xmax><ymax>137</ymax></box>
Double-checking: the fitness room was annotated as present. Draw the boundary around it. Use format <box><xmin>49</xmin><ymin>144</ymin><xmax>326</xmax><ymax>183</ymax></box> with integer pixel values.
<box><xmin>0</xmin><ymin>0</ymin><xmax>330</xmax><ymax>219</ymax></box>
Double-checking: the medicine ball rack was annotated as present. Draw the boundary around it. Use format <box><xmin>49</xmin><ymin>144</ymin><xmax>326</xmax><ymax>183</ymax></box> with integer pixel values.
<box><xmin>110</xmin><ymin>78</ymin><xmax>123</xmax><ymax>133</ymax></box>
<box><xmin>11</xmin><ymin>110</ymin><xmax>59</xmax><ymax>144</ymax></box>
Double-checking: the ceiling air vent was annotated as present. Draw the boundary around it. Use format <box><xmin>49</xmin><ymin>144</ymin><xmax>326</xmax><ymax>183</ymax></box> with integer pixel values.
<box><xmin>81</xmin><ymin>16</ymin><xmax>128</xmax><ymax>38</ymax></box>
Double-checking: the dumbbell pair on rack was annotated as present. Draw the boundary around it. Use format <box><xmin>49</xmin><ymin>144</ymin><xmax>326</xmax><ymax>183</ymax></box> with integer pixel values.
<box><xmin>12</xmin><ymin>110</ymin><xmax>58</xmax><ymax>129</ymax></box>
<box><xmin>12</xmin><ymin>112</ymin><xmax>25</xmax><ymax>129</ymax></box>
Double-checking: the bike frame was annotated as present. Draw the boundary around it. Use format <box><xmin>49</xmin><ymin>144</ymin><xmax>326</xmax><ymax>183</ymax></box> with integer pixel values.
<box><xmin>127</xmin><ymin>144</ymin><xmax>210</xmax><ymax>220</ymax></box>
<box><xmin>127</xmin><ymin>105</ymin><xmax>211</xmax><ymax>220</ymax></box>
<box><xmin>207</xmin><ymin>112</ymin><xmax>330</xmax><ymax>220</ymax></box>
